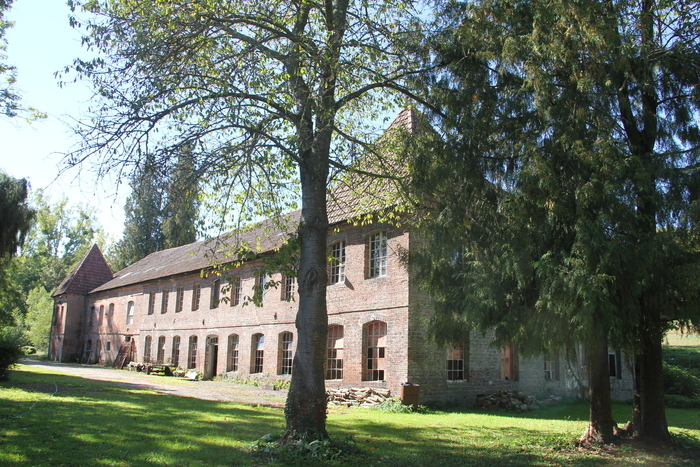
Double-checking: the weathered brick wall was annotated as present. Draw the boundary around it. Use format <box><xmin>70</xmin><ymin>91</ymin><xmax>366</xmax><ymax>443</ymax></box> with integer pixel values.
<box><xmin>51</xmin><ymin>293</ymin><xmax>87</xmax><ymax>362</ymax></box>
<box><xmin>81</xmin><ymin>221</ymin><xmax>412</xmax><ymax>396</ymax></box>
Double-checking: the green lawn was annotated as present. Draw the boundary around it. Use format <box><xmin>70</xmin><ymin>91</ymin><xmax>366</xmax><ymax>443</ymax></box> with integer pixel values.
<box><xmin>1</xmin><ymin>363</ymin><xmax>699</xmax><ymax>466</ymax></box>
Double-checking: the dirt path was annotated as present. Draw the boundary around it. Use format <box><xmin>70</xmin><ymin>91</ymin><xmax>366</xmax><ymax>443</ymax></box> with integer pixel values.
<box><xmin>19</xmin><ymin>359</ymin><xmax>288</xmax><ymax>408</ymax></box>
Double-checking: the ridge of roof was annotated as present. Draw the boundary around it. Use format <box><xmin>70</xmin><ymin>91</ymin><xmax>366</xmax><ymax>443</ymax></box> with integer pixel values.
<box><xmin>90</xmin><ymin>210</ymin><xmax>302</xmax><ymax>294</ymax></box>
<box><xmin>52</xmin><ymin>244</ymin><xmax>114</xmax><ymax>297</ymax></box>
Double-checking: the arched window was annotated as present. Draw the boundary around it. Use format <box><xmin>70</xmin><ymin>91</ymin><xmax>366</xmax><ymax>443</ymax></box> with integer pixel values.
<box><xmin>279</xmin><ymin>332</ymin><xmax>293</xmax><ymax>375</ymax></box>
<box><xmin>98</xmin><ymin>305</ymin><xmax>104</xmax><ymax>326</ymax></box>
<box><xmin>171</xmin><ymin>336</ymin><xmax>181</xmax><ymax>368</ymax></box>
<box><xmin>251</xmin><ymin>334</ymin><xmax>264</xmax><ymax>373</ymax></box>
<box><xmin>326</xmin><ymin>325</ymin><xmax>344</xmax><ymax>380</ymax></box>
<box><xmin>188</xmin><ymin>336</ymin><xmax>198</xmax><ymax>369</ymax></box>
<box><xmin>227</xmin><ymin>334</ymin><xmax>239</xmax><ymax>371</ymax></box>
<box><xmin>144</xmin><ymin>335</ymin><xmax>152</xmax><ymax>363</ymax></box>
<box><xmin>157</xmin><ymin>336</ymin><xmax>166</xmax><ymax>363</ymax></box>
<box><xmin>447</xmin><ymin>341</ymin><xmax>468</xmax><ymax>381</ymax></box>
<box><xmin>107</xmin><ymin>303</ymin><xmax>114</xmax><ymax>325</ymax></box>
<box><xmin>364</xmin><ymin>321</ymin><xmax>387</xmax><ymax>381</ymax></box>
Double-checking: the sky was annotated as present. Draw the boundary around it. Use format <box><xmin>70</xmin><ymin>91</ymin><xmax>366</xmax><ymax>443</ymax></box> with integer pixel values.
<box><xmin>0</xmin><ymin>0</ymin><xmax>127</xmax><ymax>241</ymax></box>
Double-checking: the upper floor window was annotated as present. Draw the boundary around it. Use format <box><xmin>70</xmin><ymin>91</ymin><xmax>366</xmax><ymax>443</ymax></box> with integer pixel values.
<box><xmin>161</xmin><ymin>289</ymin><xmax>169</xmax><ymax>314</ymax></box>
<box><xmin>192</xmin><ymin>284</ymin><xmax>201</xmax><ymax>311</ymax></box>
<box><xmin>148</xmin><ymin>292</ymin><xmax>156</xmax><ymax>315</ymax></box>
<box><xmin>367</xmin><ymin>231</ymin><xmax>387</xmax><ymax>278</ymax></box>
<box><xmin>126</xmin><ymin>301</ymin><xmax>134</xmax><ymax>325</ymax></box>
<box><xmin>279</xmin><ymin>332</ymin><xmax>294</xmax><ymax>375</ymax></box>
<box><xmin>98</xmin><ymin>305</ymin><xmax>104</xmax><ymax>326</ymax></box>
<box><xmin>88</xmin><ymin>305</ymin><xmax>95</xmax><ymax>326</ymax></box>
<box><xmin>282</xmin><ymin>275</ymin><xmax>295</xmax><ymax>301</ymax></box>
<box><xmin>230</xmin><ymin>276</ymin><xmax>241</xmax><ymax>306</ymax></box>
<box><xmin>609</xmin><ymin>350</ymin><xmax>622</xmax><ymax>379</ymax></box>
<box><xmin>176</xmin><ymin>287</ymin><xmax>185</xmax><ymax>313</ymax></box>
<box><xmin>329</xmin><ymin>241</ymin><xmax>346</xmax><ymax>285</ymax></box>
<box><xmin>211</xmin><ymin>280</ymin><xmax>221</xmax><ymax>309</ymax></box>
<box><xmin>255</xmin><ymin>273</ymin><xmax>268</xmax><ymax>302</ymax></box>
<box><xmin>107</xmin><ymin>303</ymin><xmax>114</xmax><ymax>325</ymax></box>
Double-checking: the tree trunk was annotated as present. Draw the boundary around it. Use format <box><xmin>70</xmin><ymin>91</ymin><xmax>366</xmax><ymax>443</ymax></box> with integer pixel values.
<box><xmin>579</xmin><ymin>331</ymin><xmax>614</xmax><ymax>446</ymax></box>
<box><xmin>281</xmin><ymin>132</ymin><xmax>331</xmax><ymax>442</ymax></box>
<box><xmin>635</xmin><ymin>310</ymin><xmax>673</xmax><ymax>445</ymax></box>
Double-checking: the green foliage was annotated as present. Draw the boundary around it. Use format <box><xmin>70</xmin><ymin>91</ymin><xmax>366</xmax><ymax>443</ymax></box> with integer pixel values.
<box><xmin>0</xmin><ymin>0</ymin><xmax>20</xmax><ymax>117</ymax></box>
<box><xmin>374</xmin><ymin>397</ymin><xmax>427</xmax><ymax>413</ymax></box>
<box><xmin>663</xmin><ymin>363</ymin><xmax>700</xmax><ymax>399</ymax></box>
<box><xmin>23</xmin><ymin>286</ymin><xmax>53</xmax><ymax>353</ymax></box>
<box><xmin>0</xmin><ymin>171</ymin><xmax>34</xmax><ymax>260</ymax></box>
<box><xmin>665</xmin><ymin>395</ymin><xmax>700</xmax><ymax>410</ymax></box>
<box><xmin>252</xmin><ymin>433</ymin><xmax>361</xmax><ymax>464</ymax></box>
<box><xmin>664</xmin><ymin>346</ymin><xmax>700</xmax><ymax>376</ymax></box>
<box><xmin>0</xmin><ymin>326</ymin><xmax>24</xmax><ymax>380</ymax></box>
<box><xmin>110</xmin><ymin>149</ymin><xmax>201</xmax><ymax>271</ymax></box>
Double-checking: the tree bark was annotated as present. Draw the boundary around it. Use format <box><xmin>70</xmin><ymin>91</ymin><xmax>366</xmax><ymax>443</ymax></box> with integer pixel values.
<box><xmin>281</xmin><ymin>125</ymin><xmax>331</xmax><ymax>442</ymax></box>
<box><xmin>635</xmin><ymin>309</ymin><xmax>673</xmax><ymax>445</ymax></box>
<box><xmin>579</xmin><ymin>331</ymin><xmax>614</xmax><ymax>446</ymax></box>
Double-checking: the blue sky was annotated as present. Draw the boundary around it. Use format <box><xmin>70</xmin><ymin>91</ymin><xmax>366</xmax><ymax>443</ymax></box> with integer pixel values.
<box><xmin>0</xmin><ymin>0</ymin><xmax>126</xmax><ymax>240</ymax></box>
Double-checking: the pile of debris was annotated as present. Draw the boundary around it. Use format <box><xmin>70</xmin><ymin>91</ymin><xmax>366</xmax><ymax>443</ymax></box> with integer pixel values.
<box><xmin>475</xmin><ymin>390</ymin><xmax>540</xmax><ymax>412</ymax></box>
<box><xmin>326</xmin><ymin>387</ymin><xmax>392</xmax><ymax>406</ymax></box>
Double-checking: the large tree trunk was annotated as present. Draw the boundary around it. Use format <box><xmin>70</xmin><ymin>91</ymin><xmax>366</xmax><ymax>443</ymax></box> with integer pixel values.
<box><xmin>579</xmin><ymin>331</ymin><xmax>614</xmax><ymax>446</ymax></box>
<box><xmin>281</xmin><ymin>126</ymin><xmax>331</xmax><ymax>442</ymax></box>
<box><xmin>635</xmin><ymin>310</ymin><xmax>672</xmax><ymax>445</ymax></box>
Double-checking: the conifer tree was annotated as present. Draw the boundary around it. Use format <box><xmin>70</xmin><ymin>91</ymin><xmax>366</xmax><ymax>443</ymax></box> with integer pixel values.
<box><xmin>411</xmin><ymin>0</ymin><xmax>700</xmax><ymax>446</ymax></box>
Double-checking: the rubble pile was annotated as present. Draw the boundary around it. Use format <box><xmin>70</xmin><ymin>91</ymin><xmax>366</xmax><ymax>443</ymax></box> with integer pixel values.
<box><xmin>475</xmin><ymin>390</ymin><xmax>540</xmax><ymax>412</ymax></box>
<box><xmin>326</xmin><ymin>387</ymin><xmax>392</xmax><ymax>406</ymax></box>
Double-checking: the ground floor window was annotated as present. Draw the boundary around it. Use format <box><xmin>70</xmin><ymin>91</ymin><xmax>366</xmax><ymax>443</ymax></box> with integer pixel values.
<box><xmin>227</xmin><ymin>334</ymin><xmax>239</xmax><ymax>371</ymax></box>
<box><xmin>144</xmin><ymin>335</ymin><xmax>152</xmax><ymax>363</ymax></box>
<box><xmin>364</xmin><ymin>321</ymin><xmax>387</xmax><ymax>381</ymax></box>
<box><xmin>188</xmin><ymin>336</ymin><xmax>198</xmax><ymax>369</ymax></box>
<box><xmin>447</xmin><ymin>341</ymin><xmax>468</xmax><ymax>381</ymax></box>
<box><xmin>157</xmin><ymin>336</ymin><xmax>166</xmax><ymax>363</ymax></box>
<box><xmin>326</xmin><ymin>325</ymin><xmax>344</xmax><ymax>380</ymax></box>
<box><xmin>172</xmin><ymin>336</ymin><xmax>181</xmax><ymax>368</ymax></box>
<box><xmin>252</xmin><ymin>334</ymin><xmax>264</xmax><ymax>373</ymax></box>
<box><xmin>500</xmin><ymin>342</ymin><xmax>517</xmax><ymax>381</ymax></box>
<box><xmin>609</xmin><ymin>350</ymin><xmax>622</xmax><ymax>379</ymax></box>
<box><xmin>544</xmin><ymin>354</ymin><xmax>559</xmax><ymax>381</ymax></box>
<box><xmin>279</xmin><ymin>332</ymin><xmax>293</xmax><ymax>375</ymax></box>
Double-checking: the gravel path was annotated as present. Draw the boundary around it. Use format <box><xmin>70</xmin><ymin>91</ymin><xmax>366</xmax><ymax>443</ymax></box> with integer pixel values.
<box><xmin>19</xmin><ymin>359</ymin><xmax>288</xmax><ymax>408</ymax></box>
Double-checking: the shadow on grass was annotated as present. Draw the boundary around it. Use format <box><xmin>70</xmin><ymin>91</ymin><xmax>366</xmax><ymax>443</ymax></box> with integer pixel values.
<box><xmin>0</xmin><ymin>369</ymin><xmax>282</xmax><ymax>467</ymax></box>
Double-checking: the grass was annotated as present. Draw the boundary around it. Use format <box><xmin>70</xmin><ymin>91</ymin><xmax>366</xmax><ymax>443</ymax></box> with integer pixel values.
<box><xmin>1</xmin><ymin>364</ymin><xmax>700</xmax><ymax>466</ymax></box>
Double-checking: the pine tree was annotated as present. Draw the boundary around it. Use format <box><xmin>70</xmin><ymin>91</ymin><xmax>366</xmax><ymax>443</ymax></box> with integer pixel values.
<box><xmin>162</xmin><ymin>146</ymin><xmax>199</xmax><ymax>249</ymax></box>
<box><xmin>411</xmin><ymin>0</ymin><xmax>700</xmax><ymax>446</ymax></box>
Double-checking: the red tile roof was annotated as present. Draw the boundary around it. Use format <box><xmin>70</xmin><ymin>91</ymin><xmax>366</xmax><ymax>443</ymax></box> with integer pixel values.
<box><xmin>52</xmin><ymin>244</ymin><xmax>114</xmax><ymax>297</ymax></box>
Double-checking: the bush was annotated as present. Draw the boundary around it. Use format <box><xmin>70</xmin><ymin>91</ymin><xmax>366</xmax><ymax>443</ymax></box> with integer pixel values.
<box><xmin>665</xmin><ymin>394</ymin><xmax>700</xmax><ymax>409</ymax></box>
<box><xmin>664</xmin><ymin>347</ymin><xmax>700</xmax><ymax>375</ymax></box>
<box><xmin>663</xmin><ymin>362</ymin><xmax>700</xmax><ymax>398</ymax></box>
<box><xmin>0</xmin><ymin>327</ymin><xmax>25</xmax><ymax>380</ymax></box>
<box><xmin>252</xmin><ymin>433</ymin><xmax>362</xmax><ymax>463</ymax></box>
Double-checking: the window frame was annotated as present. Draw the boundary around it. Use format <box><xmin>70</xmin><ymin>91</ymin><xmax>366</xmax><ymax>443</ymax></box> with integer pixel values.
<box><xmin>279</xmin><ymin>332</ymin><xmax>294</xmax><ymax>375</ymax></box>
<box><xmin>175</xmin><ymin>287</ymin><xmax>185</xmax><ymax>313</ymax></box>
<box><xmin>148</xmin><ymin>291</ymin><xmax>156</xmax><ymax>315</ymax></box>
<box><xmin>329</xmin><ymin>240</ymin><xmax>346</xmax><ymax>285</ymax></box>
<box><xmin>210</xmin><ymin>280</ymin><xmax>221</xmax><ymax>309</ymax></box>
<box><xmin>161</xmin><ymin>289</ymin><xmax>169</xmax><ymax>314</ymax></box>
<box><xmin>326</xmin><ymin>325</ymin><xmax>344</xmax><ymax>380</ymax></box>
<box><xmin>446</xmin><ymin>341</ymin><xmax>467</xmax><ymax>381</ymax></box>
<box><xmin>126</xmin><ymin>301</ymin><xmax>134</xmax><ymax>325</ymax></box>
<box><xmin>171</xmin><ymin>336</ymin><xmax>181</xmax><ymax>368</ymax></box>
<box><xmin>252</xmin><ymin>334</ymin><xmax>264</xmax><ymax>373</ymax></box>
<box><xmin>364</xmin><ymin>321</ymin><xmax>387</xmax><ymax>381</ymax></box>
<box><xmin>230</xmin><ymin>276</ymin><xmax>241</xmax><ymax>306</ymax></box>
<box><xmin>192</xmin><ymin>284</ymin><xmax>201</xmax><ymax>311</ymax></box>
<box><xmin>227</xmin><ymin>334</ymin><xmax>239</xmax><ymax>372</ymax></box>
<box><xmin>367</xmin><ymin>231</ymin><xmax>388</xmax><ymax>278</ymax></box>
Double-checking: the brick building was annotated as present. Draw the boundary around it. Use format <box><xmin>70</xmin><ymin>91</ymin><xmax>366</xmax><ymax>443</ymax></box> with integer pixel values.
<box><xmin>50</xmin><ymin>110</ymin><xmax>636</xmax><ymax>405</ymax></box>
